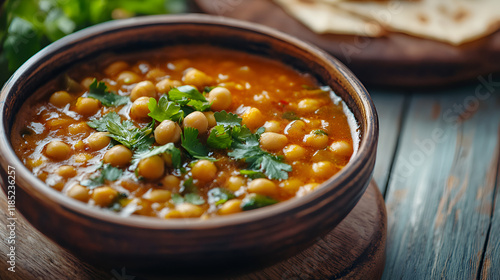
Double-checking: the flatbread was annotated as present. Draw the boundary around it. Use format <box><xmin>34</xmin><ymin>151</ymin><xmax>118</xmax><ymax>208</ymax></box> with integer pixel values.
<box><xmin>273</xmin><ymin>0</ymin><xmax>385</xmax><ymax>37</ymax></box>
<box><xmin>275</xmin><ymin>0</ymin><xmax>500</xmax><ymax>45</ymax></box>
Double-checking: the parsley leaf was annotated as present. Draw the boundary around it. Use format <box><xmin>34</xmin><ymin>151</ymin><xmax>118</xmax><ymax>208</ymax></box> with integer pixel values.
<box><xmin>147</xmin><ymin>96</ymin><xmax>184</xmax><ymax>123</ymax></box>
<box><xmin>181</xmin><ymin>127</ymin><xmax>214</xmax><ymax>160</ymax></box>
<box><xmin>87</xmin><ymin>79</ymin><xmax>129</xmax><ymax>107</ymax></box>
<box><xmin>87</xmin><ymin>112</ymin><xmax>121</xmax><ymax>132</ymax></box>
<box><xmin>207</xmin><ymin>125</ymin><xmax>232</xmax><ymax>149</ymax></box>
<box><xmin>132</xmin><ymin>143</ymin><xmax>181</xmax><ymax>169</ymax></box>
<box><xmin>81</xmin><ymin>163</ymin><xmax>123</xmax><ymax>189</ymax></box>
<box><xmin>107</xmin><ymin>118</ymin><xmax>155</xmax><ymax>150</ymax></box>
<box><xmin>241</xmin><ymin>194</ymin><xmax>278</xmax><ymax>211</ymax></box>
<box><xmin>240</xmin><ymin>170</ymin><xmax>266</xmax><ymax>179</ymax></box>
<box><xmin>214</xmin><ymin>111</ymin><xmax>242</xmax><ymax>127</ymax></box>
<box><xmin>313</xmin><ymin>129</ymin><xmax>328</xmax><ymax>136</ymax></box>
<box><xmin>171</xmin><ymin>193</ymin><xmax>205</xmax><ymax>205</ymax></box>
<box><xmin>168</xmin><ymin>85</ymin><xmax>211</xmax><ymax>112</ymax></box>
<box><xmin>282</xmin><ymin>111</ymin><xmax>300</xmax><ymax>120</ymax></box>
<box><xmin>208</xmin><ymin>188</ymin><xmax>235</xmax><ymax>205</ymax></box>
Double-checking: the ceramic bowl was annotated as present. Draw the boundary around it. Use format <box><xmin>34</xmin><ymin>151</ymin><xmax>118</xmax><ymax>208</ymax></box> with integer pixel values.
<box><xmin>0</xmin><ymin>14</ymin><xmax>378</xmax><ymax>273</ymax></box>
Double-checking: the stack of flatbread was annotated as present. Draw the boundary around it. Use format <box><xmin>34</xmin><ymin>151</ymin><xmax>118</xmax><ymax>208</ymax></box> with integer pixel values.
<box><xmin>274</xmin><ymin>0</ymin><xmax>500</xmax><ymax>45</ymax></box>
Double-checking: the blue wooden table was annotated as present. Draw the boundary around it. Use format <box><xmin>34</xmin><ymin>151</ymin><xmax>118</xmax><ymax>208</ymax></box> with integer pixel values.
<box><xmin>371</xmin><ymin>80</ymin><xmax>500</xmax><ymax>279</ymax></box>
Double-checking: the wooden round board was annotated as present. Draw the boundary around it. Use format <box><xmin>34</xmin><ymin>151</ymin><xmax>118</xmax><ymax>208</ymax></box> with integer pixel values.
<box><xmin>193</xmin><ymin>0</ymin><xmax>500</xmax><ymax>88</ymax></box>
<box><xmin>0</xmin><ymin>180</ymin><xmax>386</xmax><ymax>279</ymax></box>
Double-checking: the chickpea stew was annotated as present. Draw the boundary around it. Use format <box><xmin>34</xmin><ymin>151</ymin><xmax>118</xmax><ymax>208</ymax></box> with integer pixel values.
<box><xmin>11</xmin><ymin>46</ymin><xmax>358</xmax><ymax>219</ymax></box>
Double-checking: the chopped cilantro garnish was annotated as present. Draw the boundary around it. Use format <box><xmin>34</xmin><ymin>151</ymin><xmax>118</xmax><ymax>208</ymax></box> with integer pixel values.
<box><xmin>168</xmin><ymin>85</ymin><xmax>211</xmax><ymax>112</ymax></box>
<box><xmin>241</xmin><ymin>193</ymin><xmax>278</xmax><ymax>211</ymax></box>
<box><xmin>181</xmin><ymin>127</ymin><xmax>214</xmax><ymax>160</ymax></box>
<box><xmin>214</xmin><ymin>111</ymin><xmax>242</xmax><ymax>127</ymax></box>
<box><xmin>81</xmin><ymin>163</ymin><xmax>123</xmax><ymax>189</ymax></box>
<box><xmin>240</xmin><ymin>170</ymin><xmax>266</xmax><ymax>179</ymax></box>
<box><xmin>208</xmin><ymin>188</ymin><xmax>236</xmax><ymax>205</ymax></box>
<box><xmin>106</xmin><ymin>117</ymin><xmax>155</xmax><ymax>151</ymax></box>
<box><xmin>87</xmin><ymin>79</ymin><xmax>129</xmax><ymax>107</ymax></box>
<box><xmin>203</xmin><ymin>86</ymin><xmax>217</xmax><ymax>93</ymax></box>
<box><xmin>87</xmin><ymin>111</ymin><xmax>121</xmax><ymax>132</ymax></box>
<box><xmin>132</xmin><ymin>143</ymin><xmax>181</xmax><ymax>169</ymax></box>
<box><xmin>171</xmin><ymin>193</ymin><xmax>205</xmax><ymax>205</ymax></box>
<box><xmin>207</xmin><ymin>125</ymin><xmax>232</xmax><ymax>149</ymax></box>
<box><xmin>313</xmin><ymin>129</ymin><xmax>328</xmax><ymax>136</ymax></box>
<box><xmin>282</xmin><ymin>111</ymin><xmax>300</xmax><ymax>120</ymax></box>
<box><xmin>147</xmin><ymin>96</ymin><xmax>184</xmax><ymax>123</ymax></box>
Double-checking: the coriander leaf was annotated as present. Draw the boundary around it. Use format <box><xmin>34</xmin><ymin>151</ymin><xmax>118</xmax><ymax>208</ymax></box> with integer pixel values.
<box><xmin>107</xmin><ymin>118</ymin><xmax>154</xmax><ymax>150</ymax></box>
<box><xmin>180</xmin><ymin>177</ymin><xmax>197</xmax><ymax>194</ymax></box>
<box><xmin>87</xmin><ymin>112</ymin><xmax>121</xmax><ymax>132</ymax></box>
<box><xmin>207</xmin><ymin>125</ymin><xmax>232</xmax><ymax>149</ymax></box>
<box><xmin>241</xmin><ymin>194</ymin><xmax>278</xmax><ymax>211</ymax></box>
<box><xmin>184</xmin><ymin>193</ymin><xmax>205</xmax><ymax>205</ymax></box>
<box><xmin>259</xmin><ymin>154</ymin><xmax>292</xmax><ymax>180</ymax></box>
<box><xmin>282</xmin><ymin>111</ymin><xmax>300</xmax><ymax>120</ymax></box>
<box><xmin>147</xmin><ymin>96</ymin><xmax>183</xmax><ymax>123</ymax></box>
<box><xmin>171</xmin><ymin>193</ymin><xmax>184</xmax><ymax>204</ymax></box>
<box><xmin>181</xmin><ymin>127</ymin><xmax>214</xmax><ymax>160</ymax></box>
<box><xmin>240</xmin><ymin>170</ymin><xmax>266</xmax><ymax>179</ymax></box>
<box><xmin>313</xmin><ymin>129</ymin><xmax>328</xmax><ymax>136</ymax></box>
<box><xmin>132</xmin><ymin>142</ymin><xmax>181</xmax><ymax>169</ymax></box>
<box><xmin>186</xmin><ymin>99</ymin><xmax>212</xmax><ymax>112</ymax></box>
<box><xmin>87</xmin><ymin>79</ymin><xmax>129</xmax><ymax>107</ymax></box>
<box><xmin>203</xmin><ymin>86</ymin><xmax>217</xmax><ymax>93</ymax></box>
<box><xmin>81</xmin><ymin>163</ymin><xmax>122</xmax><ymax>189</ymax></box>
<box><xmin>208</xmin><ymin>188</ymin><xmax>235</xmax><ymax>205</ymax></box>
<box><xmin>230</xmin><ymin>125</ymin><xmax>253</xmax><ymax>142</ymax></box>
<box><xmin>169</xmin><ymin>85</ymin><xmax>207</xmax><ymax>102</ymax></box>
<box><xmin>214</xmin><ymin>111</ymin><xmax>242</xmax><ymax>127</ymax></box>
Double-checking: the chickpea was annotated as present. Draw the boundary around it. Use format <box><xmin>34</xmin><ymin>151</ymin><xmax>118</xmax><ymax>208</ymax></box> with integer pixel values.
<box><xmin>241</xmin><ymin>107</ymin><xmax>265</xmax><ymax>130</ymax></box>
<box><xmin>146</xmin><ymin>68</ymin><xmax>167</xmax><ymax>80</ymax></box>
<box><xmin>86</xmin><ymin>132</ymin><xmax>110</xmax><ymax>150</ymax></box>
<box><xmin>182</xmin><ymin>68</ymin><xmax>213</xmax><ymax>89</ymax></box>
<box><xmin>297</xmin><ymin>98</ymin><xmax>321</xmax><ymax>113</ymax></box>
<box><xmin>312</xmin><ymin>161</ymin><xmax>337</xmax><ymax>179</ymax></box>
<box><xmin>283</xmin><ymin>144</ymin><xmax>307</xmax><ymax>161</ymax></box>
<box><xmin>145</xmin><ymin>189</ymin><xmax>171</xmax><ymax>203</ymax></box>
<box><xmin>218</xmin><ymin>199</ymin><xmax>242</xmax><ymax>215</ymax></box>
<box><xmin>130</xmin><ymin>96</ymin><xmax>151</xmax><ymax>119</ymax></box>
<box><xmin>103</xmin><ymin>145</ymin><xmax>132</xmax><ymax>167</ymax></box>
<box><xmin>183</xmin><ymin>111</ymin><xmax>208</xmax><ymax>134</ymax></box>
<box><xmin>260</xmin><ymin>132</ymin><xmax>288</xmax><ymax>151</ymax></box>
<box><xmin>248</xmin><ymin>178</ymin><xmax>277</xmax><ymax>196</ymax></box>
<box><xmin>155</xmin><ymin>120</ymin><xmax>181</xmax><ymax>144</ymax></box>
<box><xmin>130</xmin><ymin>81</ymin><xmax>156</xmax><ymax>101</ymax></box>
<box><xmin>45</xmin><ymin>140</ymin><xmax>71</xmax><ymax>160</ymax></box>
<box><xmin>279</xmin><ymin>178</ymin><xmax>303</xmax><ymax>195</ymax></box>
<box><xmin>162</xmin><ymin>175</ymin><xmax>180</xmax><ymax>189</ymax></box>
<box><xmin>208</xmin><ymin>87</ymin><xmax>232</xmax><ymax>111</ymax></box>
<box><xmin>75</xmin><ymin>97</ymin><xmax>100</xmax><ymax>116</ymax></box>
<box><xmin>225</xmin><ymin>176</ymin><xmax>245</xmax><ymax>192</ymax></box>
<box><xmin>204</xmin><ymin>111</ymin><xmax>216</xmax><ymax>128</ymax></box>
<box><xmin>104</xmin><ymin>61</ymin><xmax>129</xmax><ymax>77</ymax></box>
<box><xmin>81</xmin><ymin>77</ymin><xmax>95</xmax><ymax>89</ymax></box>
<box><xmin>137</xmin><ymin>156</ymin><xmax>165</xmax><ymax>180</ymax></box>
<box><xmin>74</xmin><ymin>152</ymin><xmax>92</xmax><ymax>163</ymax></box>
<box><xmin>68</xmin><ymin>122</ymin><xmax>90</xmax><ymax>135</ymax></box>
<box><xmin>191</xmin><ymin>160</ymin><xmax>217</xmax><ymax>182</ymax></box>
<box><xmin>264</xmin><ymin>120</ymin><xmax>281</xmax><ymax>133</ymax></box>
<box><xmin>303</xmin><ymin>132</ymin><xmax>329</xmax><ymax>149</ymax></box>
<box><xmin>330</xmin><ymin>140</ymin><xmax>353</xmax><ymax>157</ymax></box>
<box><xmin>176</xmin><ymin>203</ymin><xmax>204</xmax><ymax>218</ymax></box>
<box><xmin>117</xmin><ymin>71</ymin><xmax>141</xmax><ymax>85</ymax></box>
<box><xmin>49</xmin><ymin>91</ymin><xmax>73</xmax><ymax>107</ymax></box>
<box><xmin>155</xmin><ymin>78</ymin><xmax>182</xmax><ymax>93</ymax></box>
<box><xmin>57</xmin><ymin>165</ymin><xmax>77</xmax><ymax>178</ymax></box>
<box><xmin>67</xmin><ymin>184</ymin><xmax>90</xmax><ymax>202</ymax></box>
<box><xmin>92</xmin><ymin>186</ymin><xmax>118</xmax><ymax>207</ymax></box>
<box><xmin>284</xmin><ymin>120</ymin><xmax>306</xmax><ymax>139</ymax></box>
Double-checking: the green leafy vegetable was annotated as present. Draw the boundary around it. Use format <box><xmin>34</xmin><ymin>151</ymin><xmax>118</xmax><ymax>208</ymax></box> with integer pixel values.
<box><xmin>87</xmin><ymin>79</ymin><xmax>129</xmax><ymax>106</ymax></box>
<box><xmin>313</xmin><ymin>129</ymin><xmax>328</xmax><ymax>136</ymax></box>
<box><xmin>208</xmin><ymin>188</ymin><xmax>236</xmax><ymax>205</ymax></box>
<box><xmin>181</xmin><ymin>127</ymin><xmax>214</xmax><ymax>160</ymax></box>
<box><xmin>147</xmin><ymin>96</ymin><xmax>183</xmax><ymax>123</ymax></box>
<box><xmin>81</xmin><ymin>163</ymin><xmax>123</xmax><ymax>188</ymax></box>
<box><xmin>207</xmin><ymin>111</ymin><xmax>246</xmax><ymax>150</ymax></box>
<box><xmin>241</xmin><ymin>193</ymin><xmax>278</xmax><ymax>211</ymax></box>
<box><xmin>282</xmin><ymin>111</ymin><xmax>300</xmax><ymax>120</ymax></box>
<box><xmin>87</xmin><ymin>111</ymin><xmax>121</xmax><ymax>132</ymax></box>
<box><xmin>171</xmin><ymin>193</ymin><xmax>205</xmax><ymax>205</ymax></box>
<box><xmin>132</xmin><ymin>142</ymin><xmax>181</xmax><ymax>169</ymax></box>
<box><xmin>240</xmin><ymin>170</ymin><xmax>266</xmax><ymax>179</ymax></box>
<box><xmin>207</xmin><ymin>125</ymin><xmax>232</xmax><ymax>149</ymax></box>
<box><xmin>214</xmin><ymin>111</ymin><xmax>242</xmax><ymax>127</ymax></box>
<box><xmin>107</xmin><ymin>117</ymin><xmax>154</xmax><ymax>150</ymax></box>
<box><xmin>168</xmin><ymin>85</ymin><xmax>211</xmax><ymax>112</ymax></box>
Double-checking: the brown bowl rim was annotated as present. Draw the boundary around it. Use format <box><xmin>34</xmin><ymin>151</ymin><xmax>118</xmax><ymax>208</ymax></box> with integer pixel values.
<box><xmin>0</xmin><ymin>14</ymin><xmax>378</xmax><ymax>230</ymax></box>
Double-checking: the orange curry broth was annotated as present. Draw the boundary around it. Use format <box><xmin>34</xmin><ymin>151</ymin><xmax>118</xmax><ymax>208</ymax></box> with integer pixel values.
<box><xmin>11</xmin><ymin>46</ymin><xmax>356</xmax><ymax>219</ymax></box>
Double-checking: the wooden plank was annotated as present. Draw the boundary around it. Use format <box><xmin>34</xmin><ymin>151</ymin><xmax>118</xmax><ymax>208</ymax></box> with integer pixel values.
<box><xmin>370</xmin><ymin>90</ymin><xmax>406</xmax><ymax>195</ymax></box>
<box><xmin>381</xmin><ymin>82</ymin><xmax>500</xmax><ymax>279</ymax></box>
<box><xmin>480</xmin><ymin>130</ymin><xmax>500</xmax><ymax>280</ymax></box>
